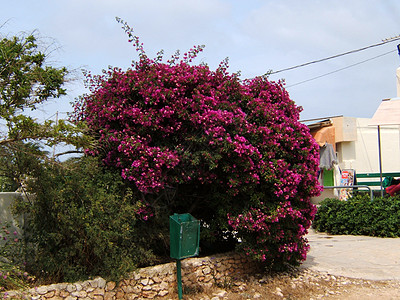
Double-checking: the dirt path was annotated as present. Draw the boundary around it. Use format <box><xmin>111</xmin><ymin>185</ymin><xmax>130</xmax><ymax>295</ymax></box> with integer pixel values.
<box><xmin>186</xmin><ymin>268</ymin><xmax>400</xmax><ymax>299</ymax></box>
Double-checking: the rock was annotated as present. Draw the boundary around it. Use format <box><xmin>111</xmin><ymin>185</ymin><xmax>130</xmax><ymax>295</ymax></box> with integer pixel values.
<box><xmin>160</xmin><ymin>281</ymin><xmax>169</xmax><ymax>289</ymax></box>
<box><xmin>115</xmin><ymin>291</ymin><xmax>125</xmax><ymax>298</ymax></box>
<box><xmin>71</xmin><ymin>290</ymin><xmax>87</xmax><ymax>298</ymax></box>
<box><xmin>93</xmin><ymin>287</ymin><xmax>105</xmax><ymax>296</ymax></box>
<box><xmin>204</xmin><ymin>274</ymin><xmax>213</xmax><ymax>282</ymax></box>
<box><xmin>122</xmin><ymin>285</ymin><xmax>134</xmax><ymax>293</ymax></box>
<box><xmin>141</xmin><ymin>290</ymin><xmax>158</xmax><ymax>298</ymax></box>
<box><xmin>213</xmin><ymin>289</ymin><xmax>227</xmax><ymax>297</ymax></box>
<box><xmin>44</xmin><ymin>290</ymin><xmax>56</xmax><ymax>298</ymax></box>
<box><xmin>66</xmin><ymin>284</ymin><xmax>76</xmax><ymax>293</ymax></box>
<box><xmin>49</xmin><ymin>283</ymin><xmax>65</xmax><ymax>291</ymax></box>
<box><xmin>105</xmin><ymin>281</ymin><xmax>116</xmax><ymax>291</ymax></box>
<box><xmin>142</xmin><ymin>284</ymin><xmax>152</xmax><ymax>291</ymax></box>
<box><xmin>104</xmin><ymin>291</ymin><xmax>116</xmax><ymax>300</ymax></box>
<box><xmin>5</xmin><ymin>291</ymin><xmax>23</xmax><ymax>299</ymax></box>
<box><xmin>275</xmin><ymin>287</ymin><xmax>284</xmax><ymax>297</ymax></box>
<box><xmin>91</xmin><ymin>277</ymin><xmax>106</xmax><ymax>289</ymax></box>
<box><xmin>158</xmin><ymin>290</ymin><xmax>169</xmax><ymax>297</ymax></box>
<box><xmin>153</xmin><ymin>276</ymin><xmax>162</xmax><ymax>283</ymax></box>
<box><xmin>36</xmin><ymin>286</ymin><xmax>48</xmax><ymax>295</ymax></box>
<box><xmin>60</xmin><ymin>290</ymin><xmax>70</xmax><ymax>297</ymax></box>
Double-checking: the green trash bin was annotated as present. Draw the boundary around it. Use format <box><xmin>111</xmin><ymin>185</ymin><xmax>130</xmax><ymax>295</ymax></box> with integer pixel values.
<box><xmin>169</xmin><ymin>213</ymin><xmax>200</xmax><ymax>260</ymax></box>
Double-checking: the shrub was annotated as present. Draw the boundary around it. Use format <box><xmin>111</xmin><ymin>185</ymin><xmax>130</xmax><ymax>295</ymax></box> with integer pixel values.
<box><xmin>313</xmin><ymin>195</ymin><xmax>400</xmax><ymax>237</ymax></box>
<box><xmin>13</xmin><ymin>156</ymin><xmax>162</xmax><ymax>283</ymax></box>
<box><xmin>72</xmin><ymin>19</ymin><xmax>321</xmax><ymax>271</ymax></box>
<box><xmin>0</xmin><ymin>221</ymin><xmax>35</xmax><ymax>292</ymax></box>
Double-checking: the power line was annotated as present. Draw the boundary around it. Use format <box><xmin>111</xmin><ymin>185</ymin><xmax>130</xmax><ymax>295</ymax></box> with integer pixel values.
<box><xmin>269</xmin><ymin>35</ymin><xmax>400</xmax><ymax>75</ymax></box>
<box><xmin>286</xmin><ymin>49</ymin><xmax>396</xmax><ymax>88</ymax></box>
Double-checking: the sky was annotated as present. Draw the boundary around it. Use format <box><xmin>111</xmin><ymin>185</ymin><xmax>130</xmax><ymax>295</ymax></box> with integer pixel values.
<box><xmin>2</xmin><ymin>0</ymin><xmax>400</xmax><ymax>122</ymax></box>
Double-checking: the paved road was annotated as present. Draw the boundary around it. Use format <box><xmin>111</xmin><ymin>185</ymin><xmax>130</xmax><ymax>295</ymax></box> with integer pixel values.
<box><xmin>301</xmin><ymin>229</ymin><xmax>400</xmax><ymax>280</ymax></box>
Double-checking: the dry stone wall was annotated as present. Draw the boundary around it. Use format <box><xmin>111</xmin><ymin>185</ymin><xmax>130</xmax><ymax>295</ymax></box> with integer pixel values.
<box><xmin>5</xmin><ymin>252</ymin><xmax>261</xmax><ymax>299</ymax></box>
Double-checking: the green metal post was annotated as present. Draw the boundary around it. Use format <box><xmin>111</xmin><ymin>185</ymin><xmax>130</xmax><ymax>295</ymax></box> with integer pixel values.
<box><xmin>377</xmin><ymin>125</ymin><xmax>384</xmax><ymax>197</ymax></box>
<box><xmin>176</xmin><ymin>259</ymin><xmax>182</xmax><ymax>299</ymax></box>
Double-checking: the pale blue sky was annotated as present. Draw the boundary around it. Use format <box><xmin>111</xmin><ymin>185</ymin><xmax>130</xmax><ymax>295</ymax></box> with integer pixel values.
<box><xmin>2</xmin><ymin>0</ymin><xmax>400</xmax><ymax>121</ymax></box>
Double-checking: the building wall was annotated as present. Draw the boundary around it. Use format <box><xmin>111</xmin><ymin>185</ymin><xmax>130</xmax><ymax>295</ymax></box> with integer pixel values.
<box><xmin>338</xmin><ymin>118</ymin><xmax>400</xmax><ymax>174</ymax></box>
<box><xmin>0</xmin><ymin>192</ymin><xmax>25</xmax><ymax>244</ymax></box>
<box><xmin>311</xmin><ymin>117</ymin><xmax>400</xmax><ymax>204</ymax></box>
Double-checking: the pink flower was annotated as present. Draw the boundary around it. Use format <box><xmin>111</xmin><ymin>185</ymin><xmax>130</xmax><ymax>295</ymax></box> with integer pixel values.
<box><xmin>72</xmin><ymin>35</ymin><xmax>320</xmax><ymax>268</ymax></box>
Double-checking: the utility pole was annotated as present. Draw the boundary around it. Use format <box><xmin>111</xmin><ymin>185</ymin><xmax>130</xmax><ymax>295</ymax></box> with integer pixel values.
<box><xmin>52</xmin><ymin>111</ymin><xmax>58</xmax><ymax>158</ymax></box>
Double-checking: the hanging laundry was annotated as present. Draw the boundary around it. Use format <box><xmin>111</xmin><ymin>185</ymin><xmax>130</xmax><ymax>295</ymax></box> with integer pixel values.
<box><xmin>385</xmin><ymin>178</ymin><xmax>400</xmax><ymax>196</ymax></box>
<box><xmin>319</xmin><ymin>143</ymin><xmax>337</xmax><ymax>170</ymax></box>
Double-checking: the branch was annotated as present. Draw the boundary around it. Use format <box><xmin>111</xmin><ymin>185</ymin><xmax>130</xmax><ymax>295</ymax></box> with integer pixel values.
<box><xmin>54</xmin><ymin>150</ymin><xmax>84</xmax><ymax>157</ymax></box>
<box><xmin>0</xmin><ymin>135</ymin><xmax>44</xmax><ymax>146</ymax></box>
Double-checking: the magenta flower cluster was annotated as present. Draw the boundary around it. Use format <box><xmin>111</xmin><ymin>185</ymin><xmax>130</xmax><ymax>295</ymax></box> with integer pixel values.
<box><xmin>73</xmin><ymin>26</ymin><xmax>321</xmax><ymax>268</ymax></box>
<box><xmin>228</xmin><ymin>201</ymin><xmax>318</xmax><ymax>264</ymax></box>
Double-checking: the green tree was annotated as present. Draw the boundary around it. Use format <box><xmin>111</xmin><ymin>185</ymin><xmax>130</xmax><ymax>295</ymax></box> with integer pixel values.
<box><xmin>0</xmin><ymin>33</ymin><xmax>67</xmax><ymax>145</ymax></box>
<box><xmin>0</xmin><ymin>141</ymin><xmax>43</xmax><ymax>191</ymax></box>
<box><xmin>0</xmin><ymin>32</ymin><xmax>87</xmax><ymax>190</ymax></box>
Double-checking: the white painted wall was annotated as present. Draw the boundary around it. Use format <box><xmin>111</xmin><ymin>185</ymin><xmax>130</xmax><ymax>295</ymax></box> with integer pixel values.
<box><xmin>338</xmin><ymin>118</ymin><xmax>400</xmax><ymax>174</ymax></box>
<box><xmin>0</xmin><ymin>192</ymin><xmax>25</xmax><ymax>245</ymax></box>
<box><xmin>311</xmin><ymin>117</ymin><xmax>400</xmax><ymax>204</ymax></box>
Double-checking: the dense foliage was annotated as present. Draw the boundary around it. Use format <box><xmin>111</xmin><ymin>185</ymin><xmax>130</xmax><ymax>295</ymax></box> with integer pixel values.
<box><xmin>0</xmin><ymin>33</ymin><xmax>88</xmax><ymax>191</ymax></box>
<box><xmin>313</xmin><ymin>195</ymin><xmax>400</xmax><ymax>237</ymax></box>
<box><xmin>0</xmin><ymin>142</ymin><xmax>44</xmax><ymax>191</ymax></box>
<box><xmin>73</xmin><ymin>19</ymin><xmax>321</xmax><ymax>270</ymax></box>
<box><xmin>0</xmin><ymin>220</ymin><xmax>35</xmax><ymax>291</ymax></box>
<box><xmin>0</xmin><ymin>33</ymin><xmax>81</xmax><ymax>148</ymax></box>
<box><xmin>13</xmin><ymin>156</ymin><xmax>161</xmax><ymax>282</ymax></box>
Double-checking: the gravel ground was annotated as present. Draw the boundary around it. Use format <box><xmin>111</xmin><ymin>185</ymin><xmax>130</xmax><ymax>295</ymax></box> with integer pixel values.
<box><xmin>178</xmin><ymin>268</ymin><xmax>400</xmax><ymax>299</ymax></box>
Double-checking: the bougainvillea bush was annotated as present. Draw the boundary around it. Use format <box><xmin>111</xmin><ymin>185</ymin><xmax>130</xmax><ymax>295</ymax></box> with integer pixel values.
<box><xmin>73</xmin><ymin>19</ymin><xmax>321</xmax><ymax>270</ymax></box>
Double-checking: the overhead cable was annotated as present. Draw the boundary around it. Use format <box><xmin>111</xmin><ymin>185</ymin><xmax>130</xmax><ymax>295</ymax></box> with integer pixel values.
<box><xmin>285</xmin><ymin>49</ymin><xmax>396</xmax><ymax>88</ymax></box>
<box><xmin>270</xmin><ymin>35</ymin><xmax>400</xmax><ymax>75</ymax></box>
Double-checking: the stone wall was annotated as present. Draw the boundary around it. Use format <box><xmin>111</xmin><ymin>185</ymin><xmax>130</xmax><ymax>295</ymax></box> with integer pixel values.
<box><xmin>5</xmin><ymin>252</ymin><xmax>261</xmax><ymax>299</ymax></box>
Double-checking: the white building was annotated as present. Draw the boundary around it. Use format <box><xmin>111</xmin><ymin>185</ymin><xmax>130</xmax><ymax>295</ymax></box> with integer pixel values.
<box><xmin>308</xmin><ymin>114</ymin><xmax>400</xmax><ymax>203</ymax></box>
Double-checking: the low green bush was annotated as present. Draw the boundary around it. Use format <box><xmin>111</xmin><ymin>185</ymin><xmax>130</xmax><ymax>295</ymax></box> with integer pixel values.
<box><xmin>0</xmin><ymin>221</ymin><xmax>35</xmax><ymax>292</ymax></box>
<box><xmin>13</xmin><ymin>156</ymin><xmax>164</xmax><ymax>283</ymax></box>
<box><xmin>313</xmin><ymin>195</ymin><xmax>400</xmax><ymax>237</ymax></box>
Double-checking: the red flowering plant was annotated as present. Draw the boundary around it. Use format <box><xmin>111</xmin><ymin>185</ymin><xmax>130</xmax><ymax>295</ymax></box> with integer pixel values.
<box><xmin>72</xmin><ymin>18</ymin><xmax>321</xmax><ymax>270</ymax></box>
